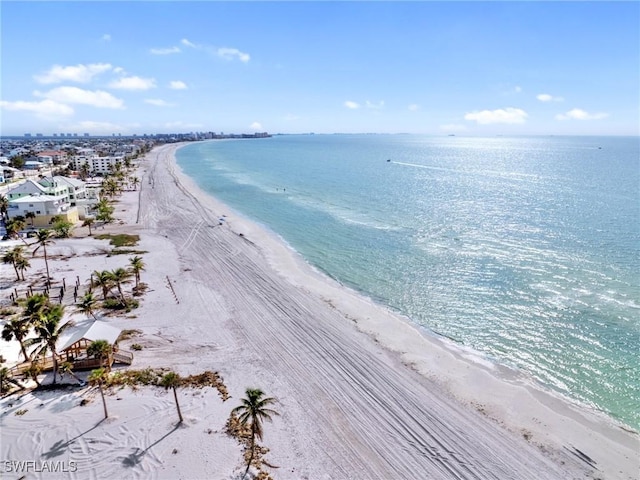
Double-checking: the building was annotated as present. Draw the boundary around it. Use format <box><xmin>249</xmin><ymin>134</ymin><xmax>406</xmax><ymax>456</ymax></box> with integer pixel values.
<box><xmin>7</xmin><ymin>194</ymin><xmax>79</xmax><ymax>227</ymax></box>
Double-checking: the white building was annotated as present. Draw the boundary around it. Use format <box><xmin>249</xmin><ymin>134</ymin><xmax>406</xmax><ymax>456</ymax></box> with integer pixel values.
<box><xmin>7</xmin><ymin>194</ymin><xmax>79</xmax><ymax>227</ymax></box>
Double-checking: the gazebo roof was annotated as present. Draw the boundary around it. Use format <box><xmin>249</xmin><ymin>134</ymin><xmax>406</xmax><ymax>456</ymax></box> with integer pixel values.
<box><xmin>60</xmin><ymin>320</ymin><xmax>122</xmax><ymax>351</ymax></box>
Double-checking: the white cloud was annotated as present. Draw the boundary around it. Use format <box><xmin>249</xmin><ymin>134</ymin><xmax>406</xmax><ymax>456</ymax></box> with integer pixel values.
<box><xmin>537</xmin><ymin>93</ymin><xmax>564</xmax><ymax>102</ymax></box>
<box><xmin>151</xmin><ymin>46</ymin><xmax>181</xmax><ymax>55</ymax></box>
<box><xmin>109</xmin><ymin>76</ymin><xmax>156</xmax><ymax>90</ymax></box>
<box><xmin>181</xmin><ymin>38</ymin><xmax>198</xmax><ymax>48</ymax></box>
<box><xmin>102</xmin><ymin>34</ymin><xmax>111</xmax><ymax>42</ymax></box>
<box><xmin>344</xmin><ymin>101</ymin><xmax>360</xmax><ymax>109</ymax></box>
<box><xmin>555</xmin><ymin>108</ymin><xmax>608</xmax><ymax>121</ymax></box>
<box><xmin>0</xmin><ymin>99</ymin><xmax>74</xmax><ymax>117</ymax></box>
<box><xmin>250</xmin><ymin>122</ymin><xmax>263</xmax><ymax>131</ymax></box>
<box><xmin>217</xmin><ymin>47</ymin><xmax>250</xmax><ymax>63</ymax></box>
<box><xmin>365</xmin><ymin>100</ymin><xmax>384</xmax><ymax>110</ymax></box>
<box><xmin>180</xmin><ymin>38</ymin><xmax>250</xmax><ymax>63</ymax></box>
<box><xmin>408</xmin><ymin>104</ymin><xmax>420</xmax><ymax>111</ymax></box>
<box><xmin>145</xmin><ymin>99</ymin><xmax>175</xmax><ymax>107</ymax></box>
<box><xmin>34</xmin><ymin>63</ymin><xmax>113</xmax><ymax>84</ymax></box>
<box><xmin>464</xmin><ymin>107</ymin><xmax>528</xmax><ymax>125</ymax></box>
<box><xmin>34</xmin><ymin>86</ymin><xmax>124</xmax><ymax>109</ymax></box>
<box><xmin>169</xmin><ymin>80</ymin><xmax>188</xmax><ymax>90</ymax></box>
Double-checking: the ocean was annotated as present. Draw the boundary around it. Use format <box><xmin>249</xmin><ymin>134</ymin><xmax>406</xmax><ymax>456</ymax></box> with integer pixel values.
<box><xmin>176</xmin><ymin>134</ymin><xmax>640</xmax><ymax>429</ymax></box>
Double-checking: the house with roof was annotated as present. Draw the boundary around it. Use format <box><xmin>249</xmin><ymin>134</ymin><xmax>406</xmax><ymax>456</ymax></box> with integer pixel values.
<box><xmin>5</xmin><ymin>179</ymin><xmax>48</xmax><ymax>200</ymax></box>
<box><xmin>7</xmin><ymin>194</ymin><xmax>79</xmax><ymax>226</ymax></box>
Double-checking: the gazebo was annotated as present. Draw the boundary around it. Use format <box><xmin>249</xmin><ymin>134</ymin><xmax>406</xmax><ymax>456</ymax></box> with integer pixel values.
<box><xmin>59</xmin><ymin>321</ymin><xmax>133</xmax><ymax>370</ymax></box>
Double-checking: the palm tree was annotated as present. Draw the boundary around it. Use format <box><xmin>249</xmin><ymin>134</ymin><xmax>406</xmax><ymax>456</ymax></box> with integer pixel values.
<box><xmin>23</xmin><ymin>362</ymin><xmax>42</xmax><ymax>387</ymax></box>
<box><xmin>20</xmin><ymin>293</ymin><xmax>48</xmax><ymax>324</ymax></box>
<box><xmin>92</xmin><ymin>270</ymin><xmax>113</xmax><ymax>300</ymax></box>
<box><xmin>129</xmin><ymin>256</ymin><xmax>145</xmax><ymax>288</ymax></box>
<box><xmin>107</xmin><ymin>267</ymin><xmax>132</xmax><ymax>305</ymax></box>
<box><xmin>88</xmin><ymin>368</ymin><xmax>109</xmax><ymax>419</ymax></box>
<box><xmin>231</xmin><ymin>388</ymin><xmax>280</xmax><ymax>478</ymax></box>
<box><xmin>25</xmin><ymin>211</ymin><xmax>36</xmax><ymax>227</ymax></box>
<box><xmin>129</xmin><ymin>176</ymin><xmax>140</xmax><ymax>191</ymax></box>
<box><xmin>28</xmin><ymin>304</ymin><xmax>72</xmax><ymax>385</ymax></box>
<box><xmin>16</xmin><ymin>256</ymin><xmax>30</xmax><ymax>281</ymax></box>
<box><xmin>59</xmin><ymin>361</ymin><xmax>83</xmax><ymax>385</ymax></box>
<box><xmin>5</xmin><ymin>217</ymin><xmax>26</xmax><ymax>239</ymax></box>
<box><xmin>82</xmin><ymin>217</ymin><xmax>95</xmax><ymax>236</ymax></box>
<box><xmin>32</xmin><ymin>229</ymin><xmax>56</xmax><ymax>281</ymax></box>
<box><xmin>2</xmin><ymin>245</ymin><xmax>25</xmax><ymax>280</ymax></box>
<box><xmin>76</xmin><ymin>292</ymin><xmax>99</xmax><ymax>320</ymax></box>
<box><xmin>87</xmin><ymin>340</ymin><xmax>112</xmax><ymax>372</ymax></box>
<box><xmin>2</xmin><ymin>317</ymin><xmax>32</xmax><ymax>362</ymax></box>
<box><xmin>160</xmin><ymin>371</ymin><xmax>184</xmax><ymax>423</ymax></box>
<box><xmin>0</xmin><ymin>194</ymin><xmax>8</xmax><ymax>221</ymax></box>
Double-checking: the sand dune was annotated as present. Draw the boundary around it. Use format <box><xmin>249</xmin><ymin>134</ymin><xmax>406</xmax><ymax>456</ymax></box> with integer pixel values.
<box><xmin>0</xmin><ymin>143</ymin><xmax>637</xmax><ymax>479</ymax></box>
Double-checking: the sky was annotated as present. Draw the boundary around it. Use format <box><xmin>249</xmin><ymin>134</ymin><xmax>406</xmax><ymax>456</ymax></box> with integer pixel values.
<box><xmin>1</xmin><ymin>1</ymin><xmax>638</xmax><ymax>137</ymax></box>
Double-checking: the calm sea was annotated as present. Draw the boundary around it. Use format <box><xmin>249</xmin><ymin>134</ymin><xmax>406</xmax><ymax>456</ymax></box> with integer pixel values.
<box><xmin>176</xmin><ymin>135</ymin><xmax>640</xmax><ymax>428</ymax></box>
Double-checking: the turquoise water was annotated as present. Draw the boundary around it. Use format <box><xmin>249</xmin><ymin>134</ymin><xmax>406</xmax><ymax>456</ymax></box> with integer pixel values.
<box><xmin>177</xmin><ymin>135</ymin><xmax>640</xmax><ymax>428</ymax></box>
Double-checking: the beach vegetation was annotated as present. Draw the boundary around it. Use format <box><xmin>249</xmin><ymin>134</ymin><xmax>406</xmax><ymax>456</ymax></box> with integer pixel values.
<box><xmin>130</xmin><ymin>343</ymin><xmax>142</xmax><ymax>351</ymax></box>
<box><xmin>231</xmin><ymin>388</ymin><xmax>279</xmax><ymax>479</ymax></box>
<box><xmin>106</xmin><ymin>267</ymin><xmax>133</xmax><ymax>306</ymax></box>
<box><xmin>82</xmin><ymin>217</ymin><xmax>95</xmax><ymax>236</ymax></box>
<box><xmin>94</xmin><ymin>233</ymin><xmax>140</xmax><ymax>247</ymax></box>
<box><xmin>26</xmin><ymin>301</ymin><xmax>72</xmax><ymax>385</ymax></box>
<box><xmin>92</xmin><ymin>270</ymin><xmax>114</xmax><ymax>301</ymax></box>
<box><xmin>52</xmin><ymin>218</ymin><xmax>74</xmax><ymax>238</ymax></box>
<box><xmin>117</xmin><ymin>329</ymin><xmax>143</xmax><ymax>340</ymax></box>
<box><xmin>128</xmin><ymin>255</ymin><xmax>145</xmax><ymax>288</ymax></box>
<box><xmin>88</xmin><ymin>368</ymin><xmax>109</xmax><ymax>419</ymax></box>
<box><xmin>23</xmin><ymin>362</ymin><xmax>42</xmax><ymax>387</ymax></box>
<box><xmin>103</xmin><ymin>297</ymin><xmax>139</xmax><ymax>312</ymax></box>
<box><xmin>25</xmin><ymin>211</ymin><xmax>36</xmax><ymax>226</ymax></box>
<box><xmin>58</xmin><ymin>361</ymin><xmax>83</xmax><ymax>385</ymax></box>
<box><xmin>5</xmin><ymin>217</ymin><xmax>26</xmax><ymax>239</ymax></box>
<box><xmin>0</xmin><ymin>195</ymin><xmax>8</xmax><ymax>221</ymax></box>
<box><xmin>3</xmin><ymin>245</ymin><xmax>27</xmax><ymax>281</ymax></box>
<box><xmin>87</xmin><ymin>340</ymin><xmax>113</xmax><ymax>372</ymax></box>
<box><xmin>31</xmin><ymin>229</ymin><xmax>56</xmax><ymax>281</ymax></box>
<box><xmin>76</xmin><ymin>291</ymin><xmax>100</xmax><ymax>320</ymax></box>
<box><xmin>2</xmin><ymin>317</ymin><xmax>32</xmax><ymax>363</ymax></box>
<box><xmin>160</xmin><ymin>371</ymin><xmax>184</xmax><ymax>423</ymax></box>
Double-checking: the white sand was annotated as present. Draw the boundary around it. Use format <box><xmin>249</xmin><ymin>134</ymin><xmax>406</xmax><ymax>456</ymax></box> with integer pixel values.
<box><xmin>1</xmin><ymin>143</ymin><xmax>637</xmax><ymax>480</ymax></box>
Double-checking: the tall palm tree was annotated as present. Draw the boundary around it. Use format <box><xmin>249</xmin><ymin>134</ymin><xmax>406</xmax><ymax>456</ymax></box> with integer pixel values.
<box><xmin>129</xmin><ymin>256</ymin><xmax>145</xmax><ymax>288</ymax></box>
<box><xmin>25</xmin><ymin>211</ymin><xmax>36</xmax><ymax>227</ymax></box>
<box><xmin>2</xmin><ymin>318</ymin><xmax>32</xmax><ymax>362</ymax></box>
<box><xmin>92</xmin><ymin>270</ymin><xmax>113</xmax><ymax>300</ymax></box>
<box><xmin>0</xmin><ymin>194</ymin><xmax>8</xmax><ymax>221</ymax></box>
<box><xmin>160</xmin><ymin>371</ymin><xmax>184</xmax><ymax>423</ymax></box>
<box><xmin>82</xmin><ymin>217</ymin><xmax>95</xmax><ymax>236</ymax></box>
<box><xmin>20</xmin><ymin>293</ymin><xmax>48</xmax><ymax>324</ymax></box>
<box><xmin>5</xmin><ymin>217</ymin><xmax>26</xmax><ymax>239</ymax></box>
<box><xmin>231</xmin><ymin>388</ymin><xmax>280</xmax><ymax>478</ymax></box>
<box><xmin>59</xmin><ymin>361</ymin><xmax>83</xmax><ymax>385</ymax></box>
<box><xmin>16</xmin><ymin>256</ymin><xmax>30</xmax><ymax>281</ymax></box>
<box><xmin>32</xmin><ymin>229</ymin><xmax>56</xmax><ymax>281</ymax></box>
<box><xmin>88</xmin><ymin>368</ymin><xmax>109</xmax><ymax>419</ymax></box>
<box><xmin>87</xmin><ymin>340</ymin><xmax>112</xmax><ymax>372</ymax></box>
<box><xmin>107</xmin><ymin>267</ymin><xmax>132</xmax><ymax>305</ymax></box>
<box><xmin>28</xmin><ymin>304</ymin><xmax>72</xmax><ymax>385</ymax></box>
<box><xmin>76</xmin><ymin>292</ymin><xmax>99</xmax><ymax>320</ymax></box>
<box><xmin>2</xmin><ymin>245</ymin><xmax>25</xmax><ymax>280</ymax></box>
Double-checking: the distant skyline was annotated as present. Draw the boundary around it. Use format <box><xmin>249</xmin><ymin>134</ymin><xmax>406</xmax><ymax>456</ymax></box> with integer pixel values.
<box><xmin>1</xmin><ymin>2</ymin><xmax>638</xmax><ymax>136</ymax></box>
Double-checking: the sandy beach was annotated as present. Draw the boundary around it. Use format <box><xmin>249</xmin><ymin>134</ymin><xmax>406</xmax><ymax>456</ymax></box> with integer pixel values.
<box><xmin>1</xmin><ymin>143</ymin><xmax>637</xmax><ymax>480</ymax></box>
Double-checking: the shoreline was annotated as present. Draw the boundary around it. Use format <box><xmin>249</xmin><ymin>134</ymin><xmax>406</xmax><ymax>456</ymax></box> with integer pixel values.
<box><xmin>166</xmin><ymin>142</ymin><xmax>638</xmax><ymax>474</ymax></box>
<box><xmin>1</xmin><ymin>143</ymin><xmax>637</xmax><ymax>479</ymax></box>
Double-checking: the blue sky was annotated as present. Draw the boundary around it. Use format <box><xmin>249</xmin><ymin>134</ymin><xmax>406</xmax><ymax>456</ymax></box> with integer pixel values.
<box><xmin>1</xmin><ymin>1</ymin><xmax>638</xmax><ymax>136</ymax></box>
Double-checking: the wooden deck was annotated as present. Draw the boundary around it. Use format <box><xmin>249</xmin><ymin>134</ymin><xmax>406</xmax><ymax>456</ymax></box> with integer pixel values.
<box><xmin>8</xmin><ymin>349</ymin><xmax>134</xmax><ymax>377</ymax></box>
